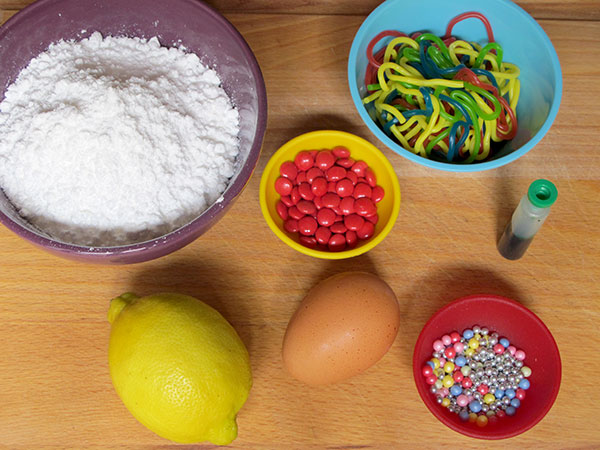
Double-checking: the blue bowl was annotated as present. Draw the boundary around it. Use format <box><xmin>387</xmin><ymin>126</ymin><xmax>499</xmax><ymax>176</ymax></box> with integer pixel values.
<box><xmin>348</xmin><ymin>0</ymin><xmax>562</xmax><ymax>172</ymax></box>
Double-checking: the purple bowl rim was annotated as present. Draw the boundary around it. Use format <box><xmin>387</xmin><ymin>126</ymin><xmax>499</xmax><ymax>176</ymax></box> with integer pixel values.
<box><xmin>412</xmin><ymin>293</ymin><xmax>562</xmax><ymax>440</ymax></box>
<box><xmin>0</xmin><ymin>0</ymin><xmax>268</xmax><ymax>256</ymax></box>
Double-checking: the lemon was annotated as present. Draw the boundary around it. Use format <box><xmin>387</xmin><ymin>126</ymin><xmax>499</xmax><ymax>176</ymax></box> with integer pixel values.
<box><xmin>108</xmin><ymin>292</ymin><xmax>252</xmax><ymax>445</ymax></box>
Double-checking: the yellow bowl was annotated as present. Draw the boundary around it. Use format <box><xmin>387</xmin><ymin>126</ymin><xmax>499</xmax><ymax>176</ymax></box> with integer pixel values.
<box><xmin>259</xmin><ymin>130</ymin><xmax>401</xmax><ymax>259</ymax></box>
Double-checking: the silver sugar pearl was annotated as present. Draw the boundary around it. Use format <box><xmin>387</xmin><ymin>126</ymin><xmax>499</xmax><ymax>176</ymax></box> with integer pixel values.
<box><xmin>479</xmin><ymin>339</ymin><xmax>486</xmax><ymax>346</ymax></box>
<box><xmin>490</xmin><ymin>403</ymin><xmax>497</xmax><ymax>411</ymax></box>
<box><xmin>437</xmin><ymin>396</ymin><xmax>443</xmax><ymax>404</ymax></box>
<box><xmin>474</xmin><ymin>392</ymin><xmax>483</xmax><ymax>401</ymax></box>
<box><xmin>489</xmin><ymin>337</ymin><xmax>498</xmax><ymax>346</ymax></box>
<box><xmin>476</xmin><ymin>369</ymin><xmax>484</xmax><ymax>378</ymax></box>
<box><xmin>432</xmin><ymin>351</ymin><xmax>441</xmax><ymax>359</ymax></box>
<box><xmin>508</xmin><ymin>375</ymin><xmax>516</xmax><ymax>384</ymax></box>
<box><xmin>516</xmin><ymin>360</ymin><xmax>524</xmax><ymax>368</ymax></box>
<box><xmin>430</xmin><ymin>387</ymin><xmax>438</xmax><ymax>394</ymax></box>
<box><xmin>473</xmin><ymin>325</ymin><xmax>481</xmax><ymax>333</ymax></box>
<box><xmin>491</xmin><ymin>332</ymin><xmax>499</xmax><ymax>338</ymax></box>
<box><xmin>481</xmin><ymin>404</ymin><xmax>489</xmax><ymax>413</ymax></box>
<box><xmin>481</xmin><ymin>328</ymin><xmax>489</xmax><ymax>336</ymax></box>
<box><xmin>470</xmin><ymin>361</ymin><xmax>478</xmax><ymax>369</ymax></box>
<box><xmin>503</xmin><ymin>397</ymin><xmax>511</xmax><ymax>405</ymax></box>
<box><xmin>464</xmin><ymin>389</ymin><xmax>473</xmax><ymax>396</ymax></box>
<box><xmin>485</xmin><ymin>367</ymin><xmax>494</xmax><ymax>377</ymax></box>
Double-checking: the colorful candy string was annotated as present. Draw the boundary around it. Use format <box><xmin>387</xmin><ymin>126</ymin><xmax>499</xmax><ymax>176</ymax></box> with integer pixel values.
<box><xmin>363</xmin><ymin>12</ymin><xmax>521</xmax><ymax>163</ymax></box>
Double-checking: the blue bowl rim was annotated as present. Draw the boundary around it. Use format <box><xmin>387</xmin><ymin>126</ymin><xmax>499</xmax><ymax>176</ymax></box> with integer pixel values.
<box><xmin>347</xmin><ymin>0</ymin><xmax>563</xmax><ymax>172</ymax></box>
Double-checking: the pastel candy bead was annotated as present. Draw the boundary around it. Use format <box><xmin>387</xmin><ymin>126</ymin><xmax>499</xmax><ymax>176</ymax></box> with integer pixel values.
<box><xmin>468</xmin><ymin>413</ymin><xmax>478</xmax><ymax>423</ymax></box>
<box><xmin>495</xmin><ymin>389</ymin><xmax>505</xmax><ymax>399</ymax></box>
<box><xmin>484</xmin><ymin>393</ymin><xmax>495</xmax><ymax>404</ymax></box>
<box><xmin>438</xmin><ymin>388</ymin><xmax>449</xmax><ymax>397</ymax></box>
<box><xmin>469</xmin><ymin>400</ymin><xmax>482</xmax><ymax>413</ymax></box>
<box><xmin>519</xmin><ymin>379</ymin><xmax>531</xmax><ymax>390</ymax></box>
<box><xmin>443</xmin><ymin>362</ymin><xmax>455</xmax><ymax>373</ymax></box>
<box><xmin>426</xmin><ymin>361</ymin><xmax>435</xmax><ymax>369</ymax></box>
<box><xmin>431</xmin><ymin>358</ymin><xmax>440</xmax><ymax>369</ymax></box>
<box><xmin>493</xmin><ymin>343</ymin><xmax>505</xmax><ymax>354</ymax></box>
<box><xmin>455</xmin><ymin>355</ymin><xmax>467</xmax><ymax>367</ymax></box>
<box><xmin>441</xmin><ymin>398</ymin><xmax>451</xmax><ymax>407</ymax></box>
<box><xmin>505</xmin><ymin>389</ymin><xmax>516</xmax><ymax>399</ymax></box>
<box><xmin>434</xmin><ymin>380</ymin><xmax>443</xmax><ymax>390</ymax></box>
<box><xmin>511</xmin><ymin>398</ymin><xmax>521</xmax><ymax>408</ymax></box>
<box><xmin>515</xmin><ymin>350</ymin><xmax>526</xmax><ymax>360</ymax></box>
<box><xmin>468</xmin><ymin>338</ymin><xmax>479</xmax><ymax>349</ymax></box>
<box><xmin>459</xmin><ymin>410</ymin><xmax>470</xmax><ymax>421</ymax></box>
<box><xmin>476</xmin><ymin>415</ymin><xmax>488</xmax><ymax>427</ymax></box>
<box><xmin>499</xmin><ymin>338</ymin><xmax>510</xmax><ymax>348</ymax></box>
<box><xmin>442</xmin><ymin>375</ymin><xmax>454</xmax><ymax>388</ymax></box>
<box><xmin>433</xmin><ymin>340</ymin><xmax>445</xmax><ymax>352</ymax></box>
<box><xmin>507</xmin><ymin>345</ymin><xmax>517</xmax><ymax>356</ymax></box>
<box><xmin>505</xmin><ymin>406</ymin><xmax>516</xmax><ymax>416</ymax></box>
<box><xmin>464</xmin><ymin>347</ymin><xmax>475</xmax><ymax>357</ymax></box>
<box><xmin>438</xmin><ymin>358</ymin><xmax>446</xmax><ymax>367</ymax></box>
<box><xmin>441</xmin><ymin>335</ymin><xmax>452</xmax><ymax>346</ymax></box>
<box><xmin>521</xmin><ymin>366</ymin><xmax>532</xmax><ymax>377</ymax></box>
<box><xmin>461</xmin><ymin>365</ymin><xmax>471</xmax><ymax>377</ymax></box>
<box><xmin>453</xmin><ymin>342</ymin><xmax>465</xmax><ymax>353</ymax></box>
<box><xmin>463</xmin><ymin>329</ymin><xmax>474</xmax><ymax>339</ymax></box>
<box><xmin>457</xmin><ymin>394</ymin><xmax>469</xmax><ymax>407</ymax></box>
<box><xmin>450</xmin><ymin>385</ymin><xmax>462</xmax><ymax>397</ymax></box>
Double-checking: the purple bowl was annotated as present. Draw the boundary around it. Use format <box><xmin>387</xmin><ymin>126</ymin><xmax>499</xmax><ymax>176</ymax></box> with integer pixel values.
<box><xmin>0</xmin><ymin>0</ymin><xmax>267</xmax><ymax>264</ymax></box>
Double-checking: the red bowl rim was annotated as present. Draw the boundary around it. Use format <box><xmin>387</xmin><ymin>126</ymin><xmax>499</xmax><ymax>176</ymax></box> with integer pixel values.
<box><xmin>412</xmin><ymin>294</ymin><xmax>561</xmax><ymax>440</ymax></box>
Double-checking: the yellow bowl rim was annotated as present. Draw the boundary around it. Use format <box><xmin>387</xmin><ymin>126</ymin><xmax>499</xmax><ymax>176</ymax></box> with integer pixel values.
<box><xmin>259</xmin><ymin>130</ymin><xmax>401</xmax><ymax>259</ymax></box>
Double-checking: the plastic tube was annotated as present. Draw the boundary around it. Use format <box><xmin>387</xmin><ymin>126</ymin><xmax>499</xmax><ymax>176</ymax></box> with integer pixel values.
<box><xmin>497</xmin><ymin>179</ymin><xmax>558</xmax><ymax>260</ymax></box>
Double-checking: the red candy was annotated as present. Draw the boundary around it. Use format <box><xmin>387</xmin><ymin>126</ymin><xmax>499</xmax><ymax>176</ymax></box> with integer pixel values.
<box><xmin>453</xmin><ymin>371</ymin><xmax>464</xmax><ymax>382</ymax></box>
<box><xmin>275</xmin><ymin>177</ymin><xmax>293</xmax><ymax>196</ymax></box>
<box><xmin>317</xmin><ymin>208</ymin><xmax>336</xmax><ymax>227</ymax></box>
<box><xmin>444</xmin><ymin>347</ymin><xmax>456</xmax><ymax>359</ymax></box>
<box><xmin>280</xmin><ymin>161</ymin><xmax>298</xmax><ymax>180</ymax></box>
<box><xmin>372</xmin><ymin>185</ymin><xmax>385</xmax><ymax>203</ymax></box>
<box><xmin>332</xmin><ymin>146</ymin><xmax>350</xmax><ymax>158</ymax></box>
<box><xmin>275</xmin><ymin>146</ymin><xmax>386</xmax><ymax>252</ymax></box>
<box><xmin>340</xmin><ymin>196</ymin><xmax>355</xmax><ymax>215</ymax></box>
<box><xmin>315</xmin><ymin>226</ymin><xmax>331</xmax><ymax>245</ymax></box>
<box><xmin>356</xmin><ymin>221</ymin><xmax>374</xmax><ymax>239</ymax></box>
<box><xmin>298</xmin><ymin>216</ymin><xmax>318</xmax><ymax>236</ymax></box>
<box><xmin>321</xmin><ymin>193</ymin><xmax>341</xmax><ymax>208</ymax></box>
<box><xmin>516</xmin><ymin>389</ymin><xmax>526</xmax><ymax>400</ymax></box>
<box><xmin>294</xmin><ymin>151</ymin><xmax>313</xmax><ymax>171</ymax></box>
<box><xmin>351</xmin><ymin>160</ymin><xmax>368</xmax><ymax>177</ymax></box>
<box><xmin>306</xmin><ymin>167</ymin><xmax>323</xmax><ymax>184</ymax></box>
<box><xmin>326</xmin><ymin>166</ymin><xmax>346</xmax><ymax>182</ymax></box>
<box><xmin>315</xmin><ymin>151</ymin><xmax>335</xmax><ymax>170</ymax></box>
<box><xmin>311</xmin><ymin>177</ymin><xmax>328</xmax><ymax>197</ymax></box>
<box><xmin>328</xmin><ymin>233</ymin><xmax>346</xmax><ymax>251</ymax></box>
<box><xmin>354</xmin><ymin>197</ymin><xmax>376</xmax><ymax>217</ymax></box>
<box><xmin>462</xmin><ymin>377</ymin><xmax>473</xmax><ymax>388</ymax></box>
<box><xmin>344</xmin><ymin>214</ymin><xmax>364</xmax><ymax>231</ymax></box>
<box><xmin>477</xmin><ymin>384</ymin><xmax>489</xmax><ymax>395</ymax></box>
<box><xmin>276</xmin><ymin>201</ymin><xmax>288</xmax><ymax>220</ymax></box>
<box><xmin>297</xmin><ymin>200</ymin><xmax>316</xmax><ymax>216</ymax></box>
<box><xmin>422</xmin><ymin>365</ymin><xmax>433</xmax><ymax>377</ymax></box>
<box><xmin>336</xmin><ymin>179</ymin><xmax>354</xmax><ymax>197</ymax></box>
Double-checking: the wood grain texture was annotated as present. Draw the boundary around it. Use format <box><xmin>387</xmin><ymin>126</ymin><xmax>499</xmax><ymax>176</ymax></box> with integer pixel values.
<box><xmin>1</xmin><ymin>0</ymin><xmax>599</xmax><ymax>20</ymax></box>
<box><xmin>1</xmin><ymin>3</ymin><xmax>600</xmax><ymax>450</ymax></box>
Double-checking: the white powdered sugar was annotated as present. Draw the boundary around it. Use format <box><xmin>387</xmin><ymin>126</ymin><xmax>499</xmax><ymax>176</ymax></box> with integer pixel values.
<box><xmin>0</xmin><ymin>32</ymin><xmax>240</xmax><ymax>246</ymax></box>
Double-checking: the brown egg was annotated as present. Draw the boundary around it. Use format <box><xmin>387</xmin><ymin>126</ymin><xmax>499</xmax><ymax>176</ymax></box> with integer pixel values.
<box><xmin>282</xmin><ymin>271</ymin><xmax>400</xmax><ymax>385</ymax></box>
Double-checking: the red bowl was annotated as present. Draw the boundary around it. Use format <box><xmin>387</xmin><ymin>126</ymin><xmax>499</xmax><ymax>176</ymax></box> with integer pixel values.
<box><xmin>412</xmin><ymin>294</ymin><xmax>561</xmax><ymax>439</ymax></box>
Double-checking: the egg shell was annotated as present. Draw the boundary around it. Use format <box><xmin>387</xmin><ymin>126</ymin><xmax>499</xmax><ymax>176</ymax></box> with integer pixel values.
<box><xmin>282</xmin><ymin>271</ymin><xmax>400</xmax><ymax>385</ymax></box>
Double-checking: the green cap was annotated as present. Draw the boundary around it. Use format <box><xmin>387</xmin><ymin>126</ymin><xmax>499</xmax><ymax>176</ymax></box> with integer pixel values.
<box><xmin>528</xmin><ymin>179</ymin><xmax>558</xmax><ymax>208</ymax></box>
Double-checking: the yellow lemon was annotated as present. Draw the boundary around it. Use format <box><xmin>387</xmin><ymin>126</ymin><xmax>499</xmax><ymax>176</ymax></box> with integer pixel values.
<box><xmin>108</xmin><ymin>292</ymin><xmax>252</xmax><ymax>445</ymax></box>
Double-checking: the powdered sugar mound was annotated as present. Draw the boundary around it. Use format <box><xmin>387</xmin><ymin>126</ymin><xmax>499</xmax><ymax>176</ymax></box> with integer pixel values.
<box><xmin>0</xmin><ymin>32</ymin><xmax>240</xmax><ymax>246</ymax></box>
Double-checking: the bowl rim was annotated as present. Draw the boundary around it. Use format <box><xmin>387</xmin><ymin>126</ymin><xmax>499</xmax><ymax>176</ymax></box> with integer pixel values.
<box><xmin>412</xmin><ymin>293</ymin><xmax>562</xmax><ymax>439</ymax></box>
<box><xmin>0</xmin><ymin>0</ymin><xmax>268</xmax><ymax>260</ymax></box>
<box><xmin>259</xmin><ymin>130</ymin><xmax>401</xmax><ymax>259</ymax></box>
<box><xmin>347</xmin><ymin>0</ymin><xmax>563</xmax><ymax>172</ymax></box>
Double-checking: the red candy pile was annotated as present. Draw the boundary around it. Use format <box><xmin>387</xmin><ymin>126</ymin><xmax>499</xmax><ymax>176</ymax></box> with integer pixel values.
<box><xmin>274</xmin><ymin>146</ymin><xmax>385</xmax><ymax>252</ymax></box>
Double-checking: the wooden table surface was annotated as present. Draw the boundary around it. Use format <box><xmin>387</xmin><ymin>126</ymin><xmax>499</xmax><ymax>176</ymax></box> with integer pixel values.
<box><xmin>1</xmin><ymin>0</ymin><xmax>599</xmax><ymax>448</ymax></box>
